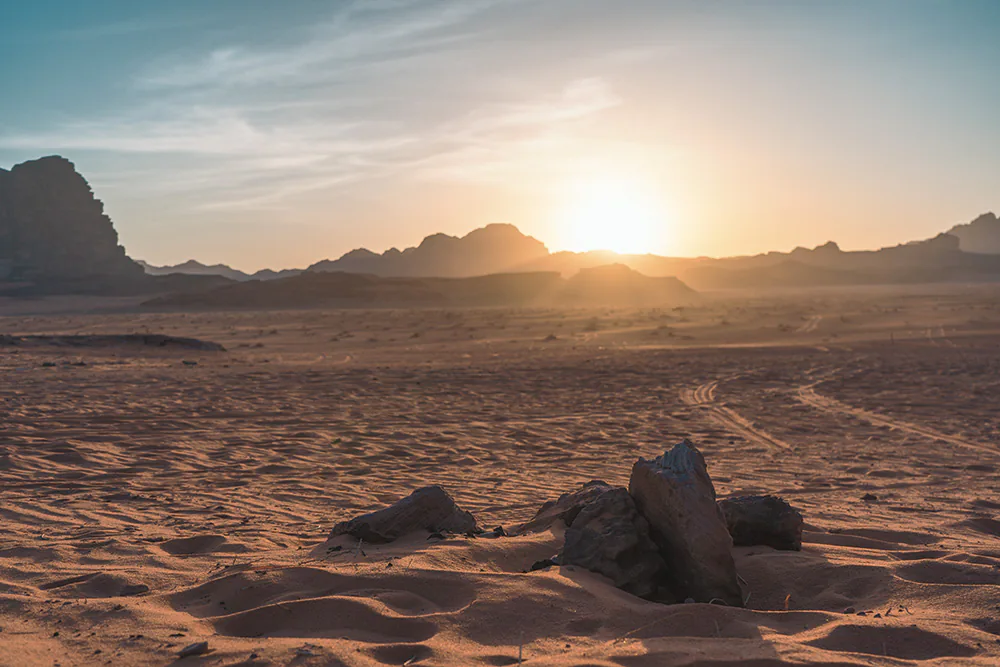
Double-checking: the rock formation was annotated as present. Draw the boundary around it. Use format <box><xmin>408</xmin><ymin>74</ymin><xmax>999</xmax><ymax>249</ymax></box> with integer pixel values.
<box><xmin>719</xmin><ymin>495</ymin><xmax>804</xmax><ymax>551</ymax></box>
<box><xmin>329</xmin><ymin>485</ymin><xmax>477</xmax><ymax>543</ymax></box>
<box><xmin>0</xmin><ymin>156</ymin><xmax>142</xmax><ymax>283</ymax></box>
<box><xmin>629</xmin><ymin>441</ymin><xmax>744</xmax><ymax>606</ymax></box>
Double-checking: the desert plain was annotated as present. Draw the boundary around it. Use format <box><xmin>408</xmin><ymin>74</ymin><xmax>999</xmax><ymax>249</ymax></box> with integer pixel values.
<box><xmin>1</xmin><ymin>285</ymin><xmax>1000</xmax><ymax>666</ymax></box>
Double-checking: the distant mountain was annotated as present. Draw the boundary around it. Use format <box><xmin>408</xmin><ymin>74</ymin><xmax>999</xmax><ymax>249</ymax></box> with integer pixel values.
<box><xmin>143</xmin><ymin>265</ymin><xmax>700</xmax><ymax>310</ymax></box>
<box><xmin>561</xmin><ymin>264</ymin><xmax>697</xmax><ymax>305</ymax></box>
<box><xmin>307</xmin><ymin>223</ymin><xmax>549</xmax><ymax>277</ymax></box>
<box><xmin>137</xmin><ymin>259</ymin><xmax>301</xmax><ymax>282</ymax></box>
<box><xmin>947</xmin><ymin>212</ymin><xmax>1000</xmax><ymax>254</ymax></box>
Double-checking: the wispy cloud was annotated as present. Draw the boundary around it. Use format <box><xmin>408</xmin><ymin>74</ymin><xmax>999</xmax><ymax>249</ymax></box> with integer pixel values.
<box><xmin>0</xmin><ymin>0</ymin><xmax>618</xmax><ymax>212</ymax></box>
<box><xmin>138</xmin><ymin>0</ymin><xmax>504</xmax><ymax>90</ymax></box>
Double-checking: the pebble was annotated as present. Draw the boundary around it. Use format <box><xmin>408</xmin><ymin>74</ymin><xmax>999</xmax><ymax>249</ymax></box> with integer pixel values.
<box><xmin>178</xmin><ymin>641</ymin><xmax>209</xmax><ymax>658</ymax></box>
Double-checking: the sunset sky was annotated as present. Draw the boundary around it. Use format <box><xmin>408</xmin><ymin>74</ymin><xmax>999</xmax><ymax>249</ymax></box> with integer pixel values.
<box><xmin>2</xmin><ymin>1</ymin><xmax>998</xmax><ymax>270</ymax></box>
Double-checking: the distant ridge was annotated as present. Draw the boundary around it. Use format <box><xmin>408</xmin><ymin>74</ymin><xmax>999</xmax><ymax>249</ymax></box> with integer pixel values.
<box><xmin>307</xmin><ymin>223</ymin><xmax>549</xmax><ymax>277</ymax></box>
<box><xmin>5</xmin><ymin>154</ymin><xmax>1000</xmax><ymax>294</ymax></box>
<box><xmin>138</xmin><ymin>214</ymin><xmax>1000</xmax><ymax>291</ymax></box>
<box><xmin>137</xmin><ymin>259</ymin><xmax>299</xmax><ymax>282</ymax></box>
<box><xmin>143</xmin><ymin>265</ymin><xmax>699</xmax><ymax>310</ymax></box>
<box><xmin>947</xmin><ymin>212</ymin><xmax>1000</xmax><ymax>254</ymax></box>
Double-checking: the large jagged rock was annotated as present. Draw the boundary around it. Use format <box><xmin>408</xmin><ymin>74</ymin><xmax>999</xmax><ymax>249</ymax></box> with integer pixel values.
<box><xmin>560</xmin><ymin>485</ymin><xmax>668</xmax><ymax>600</ymax></box>
<box><xmin>719</xmin><ymin>495</ymin><xmax>803</xmax><ymax>551</ymax></box>
<box><xmin>516</xmin><ymin>479</ymin><xmax>617</xmax><ymax>534</ymax></box>
<box><xmin>329</xmin><ymin>485</ymin><xmax>477</xmax><ymax>543</ymax></box>
<box><xmin>0</xmin><ymin>156</ymin><xmax>142</xmax><ymax>283</ymax></box>
<box><xmin>628</xmin><ymin>441</ymin><xmax>743</xmax><ymax>606</ymax></box>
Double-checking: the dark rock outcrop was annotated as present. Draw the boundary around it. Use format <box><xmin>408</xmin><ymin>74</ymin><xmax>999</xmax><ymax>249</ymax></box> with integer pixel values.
<box><xmin>329</xmin><ymin>485</ymin><xmax>477</xmax><ymax>543</ymax></box>
<box><xmin>0</xmin><ymin>156</ymin><xmax>142</xmax><ymax>283</ymax></box>
<box><xmin>0</xmin><ymin>334</ymin><xmax>225</xmax><ymax>351</ymax></box>
<box><xmin>629</xmin><ymin>441</ymin><xmax>743</xmax><ymax>606</ymax></box>
<box><xmin>719</xmin><ymin>495</ymin><xmax>803</xmax><ymax>551</ymax></box>
<box><xmin>560</xmin><ymin>485</ymin><xmax>668</xmax><ymax>600</ymax></box>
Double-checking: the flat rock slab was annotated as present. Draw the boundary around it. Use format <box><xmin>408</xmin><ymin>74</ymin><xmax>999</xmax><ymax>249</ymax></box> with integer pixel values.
<box><xmin>329</xmin><ymin>485</ymin><xmax>477</xmax><ymax>543</ymax></box>
<box><xmin>560</xmin><ymin>484</ymin><xmax>668</xmax><ymax>600</ymax></box>
<box><xmin>719</xmin><ymin>495</ymin><xmax>804</xmax><ymax>550</ymax></box>
<box><xmin>629</xmin><ymin>440</ymin><xmax>743</xmax><ymax>606</ymax></box>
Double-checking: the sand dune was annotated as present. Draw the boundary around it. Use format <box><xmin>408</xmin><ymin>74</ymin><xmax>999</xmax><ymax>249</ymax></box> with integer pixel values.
<box><xmin>1</xmin><ymin>286</ymin><xmax>999</xmax><ymax>665</ymax></box>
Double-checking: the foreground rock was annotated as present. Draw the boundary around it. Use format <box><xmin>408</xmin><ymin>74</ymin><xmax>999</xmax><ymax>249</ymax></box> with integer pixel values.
<box><xmin>719</xmin><ymin>495</ymin><xmax>803</xmax><ymax>550</ymax></box>
<box><xmin>329</xmin><ymin>486</ymin><xmax>477</xmax><ymax>543</ymax></box>
<box><xmin>516</xmin><ymin>479</ymin><xmax>619</xmax><ymax>534</ymax></box>
<box><xmin>629</xmin><ymin>441</ymin><xmax>743</xmax><ymax>606</ymax></box>
<box><xmin>560</xmin><ymin>484</ymin><xmax>668</xmax><ymax>600</ymax></box>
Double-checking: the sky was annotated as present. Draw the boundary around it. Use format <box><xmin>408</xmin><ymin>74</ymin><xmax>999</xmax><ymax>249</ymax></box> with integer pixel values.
<box><xmin>1</xmin><ymin>0</ymin><xmax>999</xmax><ymax>271</ymax></box>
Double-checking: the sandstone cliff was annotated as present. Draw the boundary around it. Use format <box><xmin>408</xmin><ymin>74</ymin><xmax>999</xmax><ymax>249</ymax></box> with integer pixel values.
<box><xmin>0</xmin><ymin>156</ymin><xmax>142</xmax><ymax>283</ymax></box>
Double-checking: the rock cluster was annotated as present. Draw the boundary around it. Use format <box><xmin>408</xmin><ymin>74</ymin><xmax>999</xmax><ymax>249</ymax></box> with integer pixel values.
<box><xmin>328</xmin><ymin>441</ymin><xmax>802</xmax><ymax>607</ymax></box>
<box><xmin>521</xmin><ymin>440</ymin><xmax>803</xmax><ymax>605</ymax></box>
<box><xmin>0</xmin><ymin>156</ymin><xmax>142</xmax><ymax>283</ymax></box>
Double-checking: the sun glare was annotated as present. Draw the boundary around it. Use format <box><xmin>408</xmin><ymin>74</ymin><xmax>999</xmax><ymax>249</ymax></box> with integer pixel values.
<box><xmin>556</xmin><ymin>174</ymin><xmax>666</xmax><ymax>255</ymax></box>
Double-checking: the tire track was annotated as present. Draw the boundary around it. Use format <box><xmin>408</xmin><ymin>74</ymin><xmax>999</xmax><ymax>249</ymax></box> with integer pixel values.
<box><xmin>796</xmin><ymin>384</ymin><xmax>996</xmax><ymax>457</ymax></box>
<box><xmin>681</xmin><ymin>380</ymin><xmax>792</xmax><ymax>453</ymax></box>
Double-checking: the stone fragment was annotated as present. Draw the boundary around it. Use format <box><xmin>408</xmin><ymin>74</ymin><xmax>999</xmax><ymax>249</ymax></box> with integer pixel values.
<box><xmin>719</xmin><ymin>494</ymin><xmax>803</xmax><ymax>550</ymax></box>
<box><xmin>516</xmin><ymin>479</ymin><xmax>615</xmax><ymax>534</ymax></box>
<box><xmin>329</xmin><ymin>485</ymin><xmax>476</xmax><ymax>543</ymax></box>
<box><xmin>177</xmin><ymin>641</ymin><xmax>209</xmax><ymax>658</ymax></box>
<box><xmin>560</xmin><ymin>486</ymin><xmax>668</xmax><ymax>600</ymax></box>
<box><xmin>628</xmin><ymin>440</ymin><xmax>743</xmax><ymax>606</ymax></box>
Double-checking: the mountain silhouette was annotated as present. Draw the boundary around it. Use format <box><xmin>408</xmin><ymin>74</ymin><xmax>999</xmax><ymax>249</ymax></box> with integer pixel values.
<box><xmin>137</xmin><ymin>259</ymin><xmax>299</xmax><ymax>282</ymax></box>
<box><xmin>5</xmin><ymin>155</ymin><xmax>1000</xmax><ymax>294</ymax></box>
<box><xmin>947</xmin><ymin>212</ymin><xmax>1000</xmax><ymax>254</ymax></box>
<box><xmin>307</xmin><ymin>223</ymin><xmax>549</xmax><ymax>277</ymax></box>
<box><xmin>143</xmin><ymin>266</ymin><xmax>700</xmax><ymax>310</ymax></box>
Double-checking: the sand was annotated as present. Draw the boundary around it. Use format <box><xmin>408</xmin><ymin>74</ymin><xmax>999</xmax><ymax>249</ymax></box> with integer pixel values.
<box><xmin>1</xmin><ymin>285</ymin><xmax>999</xmax><ymax>665</ymax></box>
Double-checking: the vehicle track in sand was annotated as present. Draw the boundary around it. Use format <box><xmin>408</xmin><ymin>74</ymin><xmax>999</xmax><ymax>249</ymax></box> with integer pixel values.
<box><xmin>795</xmin><ymin>384</ymin><xmax>996</xmax><ymax>457</ymax></box>
<box><xmin>680</xmin><ymin>379</ymin><xmax>792</xmax><ymax>453</ymax></box>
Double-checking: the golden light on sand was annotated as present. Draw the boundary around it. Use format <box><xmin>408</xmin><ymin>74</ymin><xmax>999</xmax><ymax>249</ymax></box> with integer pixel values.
<box><xmin>556</xmin><ymin>173</ymin><xmax>666</xmax><ymax>254</ymax></box>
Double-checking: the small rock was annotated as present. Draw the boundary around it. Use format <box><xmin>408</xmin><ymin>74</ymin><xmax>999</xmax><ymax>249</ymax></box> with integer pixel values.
<box><xmin>177</xmin><ymin>641</ymin><xmax>209</xmax><ymax>658</ymax></box>
<box><xmin>629</xmin><ymin>440</ymin><xmax>743</xmax><ymax>606</ymax></box>
<box><xmin>718</xmin><ymin>495</ymin><xmax>804</xmax><ymax>550</ymax></box>
<box><xmin>329</xmin><ymin>485</ymin><xmax>477</xmax><ymax>543</ymax></box>
<box><xmin>861</xmin><ymin>493</ymin><xmax>878</xmax><ymax>502</ymax></box>
<box><xmin>181</xmin><ymin>360</ymin><xmax>198</xmax><ymax>366</ymax></box>
<box><xmin>119</xmin><ymin>583</ymin><xmax>149</xmax><ymax>596</ymax></box>
<box><xmin>843</xmin><ymin>606</ymin><xmax>856</xmax><ymax>614</ymax></box>
<box><xmin>529</xmin><ymin>557</ymin><xmax>558</xmax><ymax>572</ymax></box>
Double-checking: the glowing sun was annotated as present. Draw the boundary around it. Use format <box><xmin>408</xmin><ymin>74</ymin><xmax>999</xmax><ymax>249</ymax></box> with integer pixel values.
<box><xmin>556</xmin><ymin>174</ymin><xmax>666</xmax><ymax>254</ymax></box>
